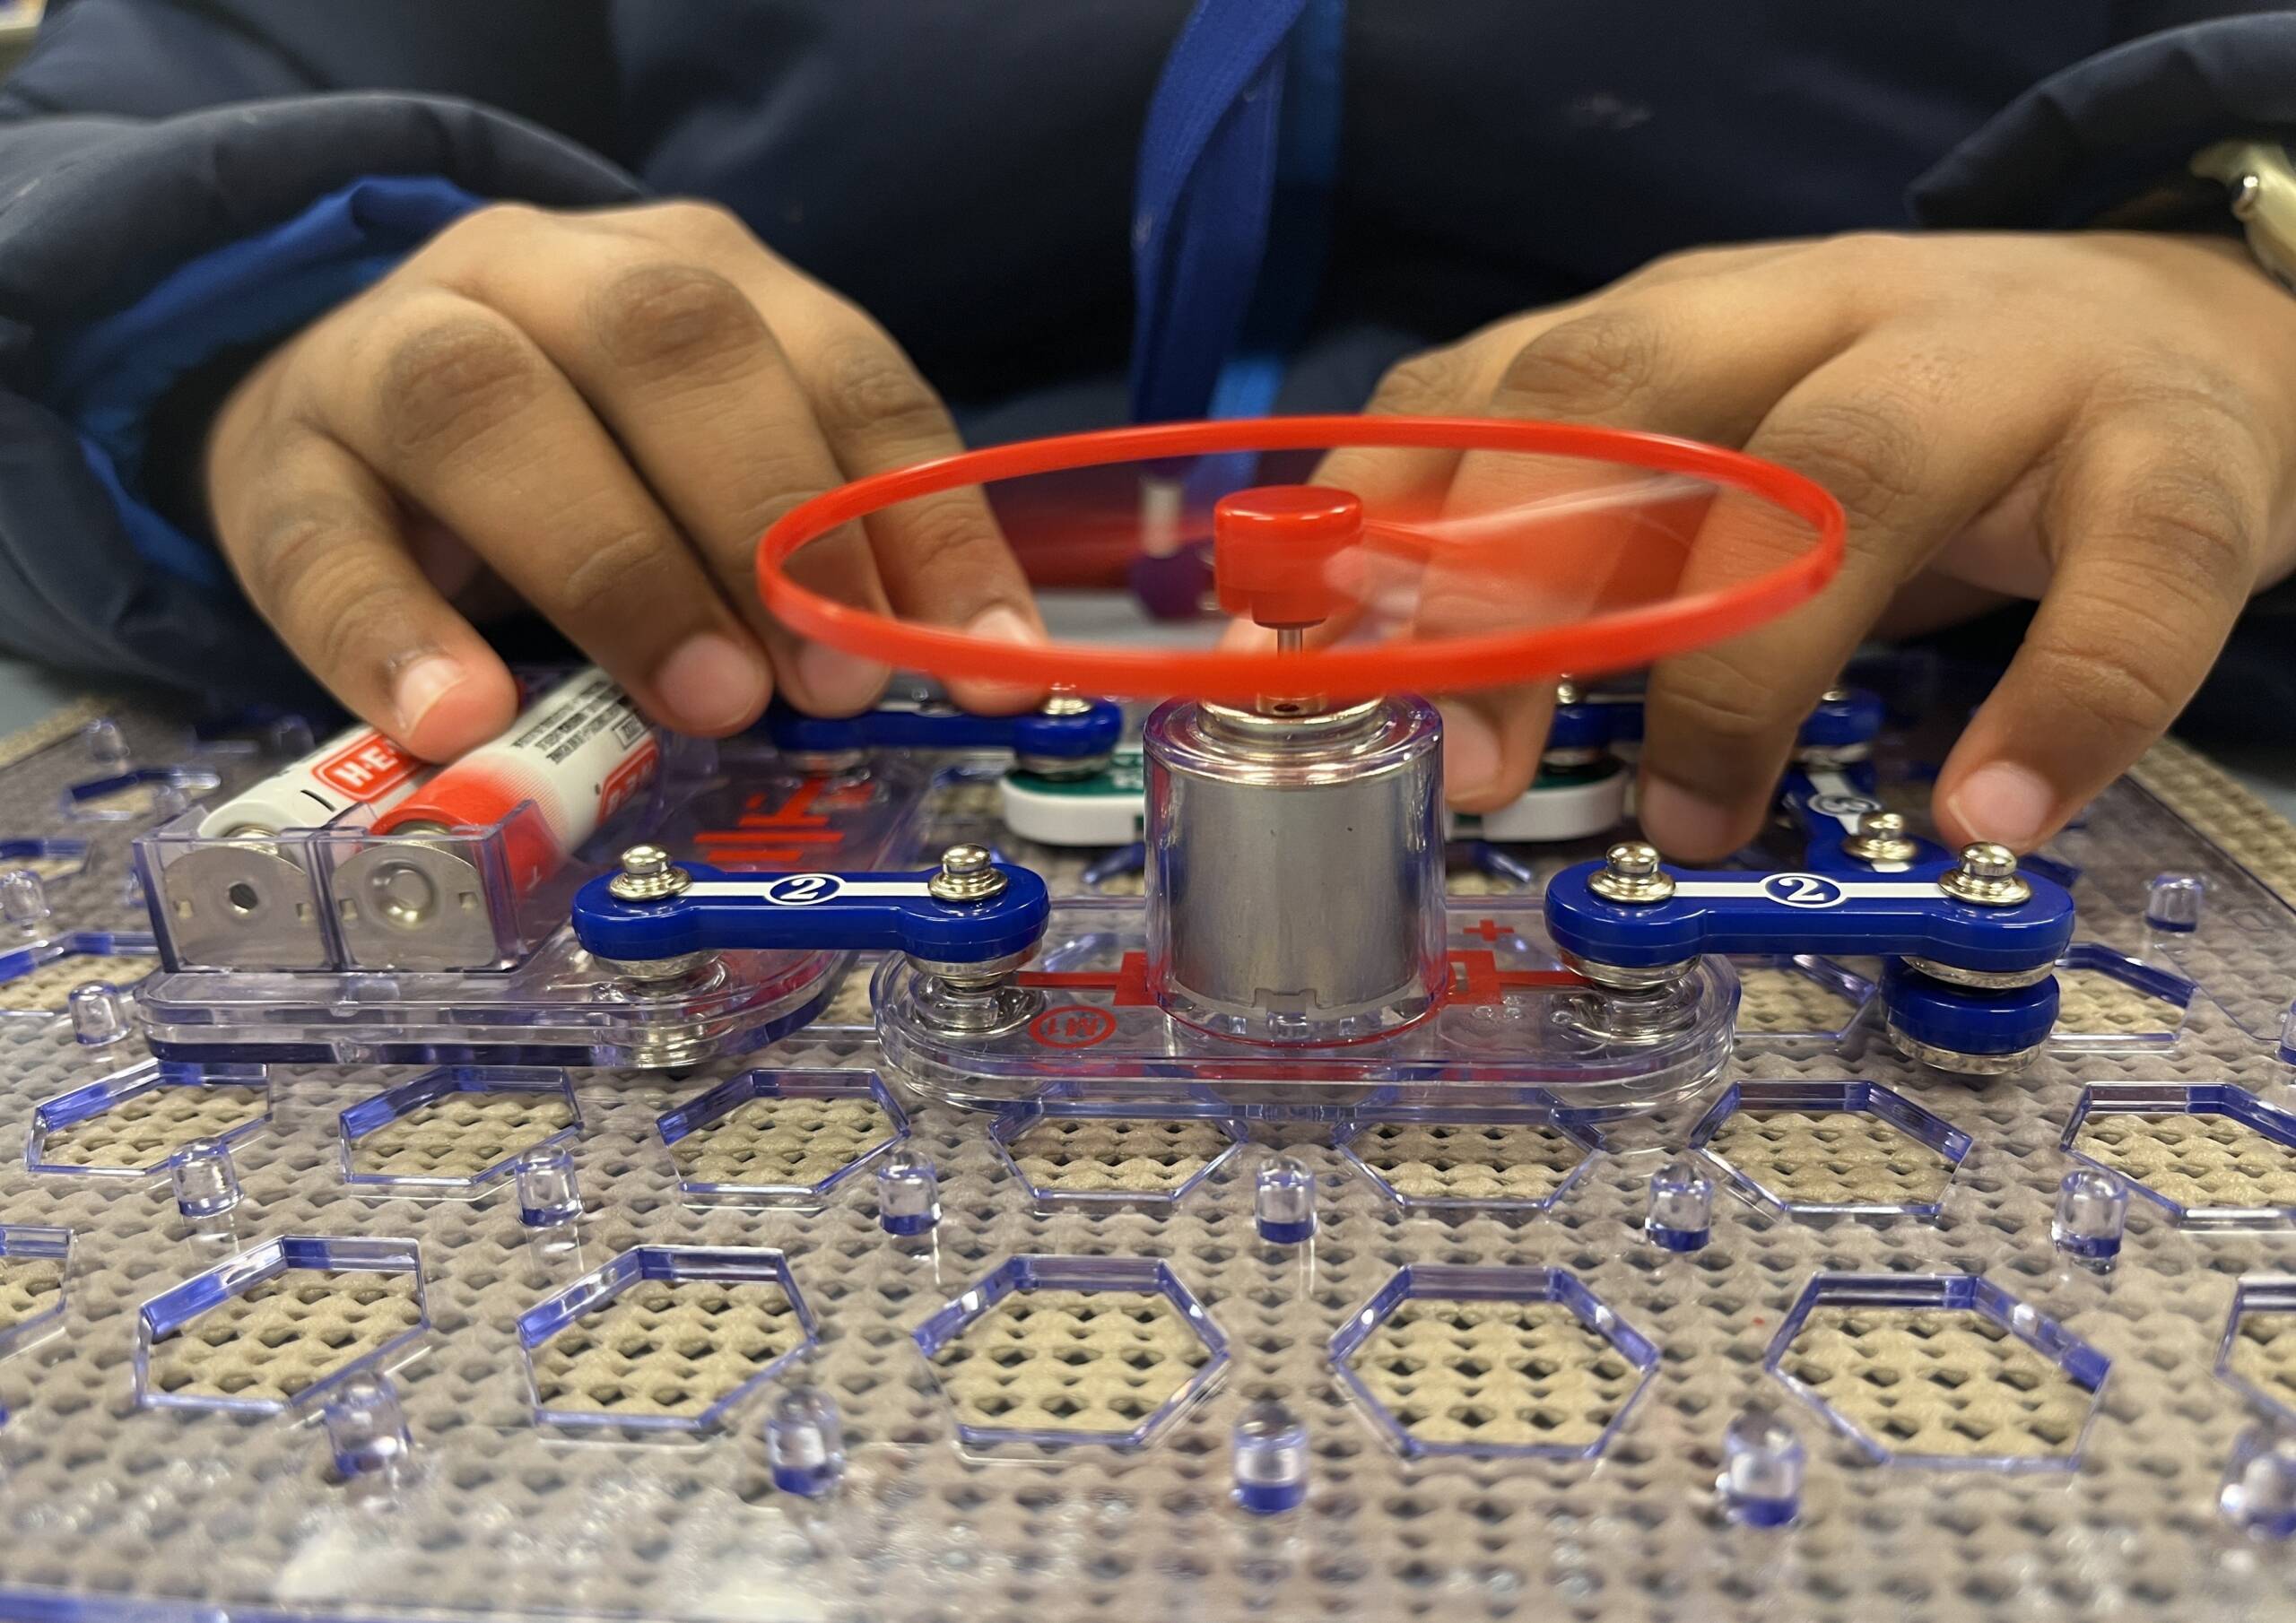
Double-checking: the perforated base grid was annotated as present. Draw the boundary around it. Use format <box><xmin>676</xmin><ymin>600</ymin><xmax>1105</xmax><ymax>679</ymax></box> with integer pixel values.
<box><xmin>0</xmin><ymin>711</ymin><xmax>2292</xmax><ymax>1620</ymax></box>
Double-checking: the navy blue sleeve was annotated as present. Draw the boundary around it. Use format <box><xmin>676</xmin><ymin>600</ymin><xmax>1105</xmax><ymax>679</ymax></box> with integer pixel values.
<box><xmin>1911</xmin><ymin>12</ymin><xmax>2296</xmax><ymax>228</ymax></box>
<box><xmin>0</xmin><ymin>0</ymin><xmax>639</xmax><ymax>704</ymax></box>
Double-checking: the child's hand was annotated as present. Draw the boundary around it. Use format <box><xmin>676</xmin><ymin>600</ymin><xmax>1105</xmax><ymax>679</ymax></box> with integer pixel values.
<box><xmin>1336</xmin><ymin>231</ymin><xmax>2296</xmax><ymax>856</ymax></box>
<box><xmin>204</xmin><ymin>201</ymin><xmax>1045</xmax><ymax>759</ymax></box>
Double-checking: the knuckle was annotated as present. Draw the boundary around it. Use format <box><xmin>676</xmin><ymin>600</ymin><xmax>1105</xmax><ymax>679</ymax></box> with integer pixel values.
<box><xmin>642</xmin><ymin>198</ymin><xmax>755</xmax><ymax>254</ymax></box>
<box><xmin>2105</xmin><ymin>463</ymin><xmax>2258</xmax><ymax>595</ymax></box>
<box><xmin>881</xmin><ymin>492</ymin><xmax>1000</xmax><ymax>586</ymax></box>
<box><xmin>2019</xmin><ymin>631</ymin><xmax>2187</xmax><ymax>738</ymax></box>
<box><xmin>376</xmin><ymin>313</ymin><xmax>544</xmax><ymax>457</ymax></box>
<box><xmin>809</xmin><ymin>332</ymin><xmax>950</xmax><ymax>444</ymax></box>
<box><xmin>425</xmin><ymin>202</ymin><xmax>544</xmax><ymax>259</ymax></box>
<box><xmin>553</xmin><ymin>527</ymin><xmax>677</xmax><ymax>621</ymax></box>
<box><xmin>587</xmin><ymin>261</ymin><xmax>765</xmax><ymax>378</ymax></box>
<box><xmin>1652</xmin><ymin>657</ymin><xmax>1794</xmax><ymax>750</ymax></box>
<box><xmin>1492</xmin><ymin>311</ymin><xmax>1662</xmax><ymax>418</ymax></box>
<box><xmin>1755</xmin><ymin>396</ymin><xmax>1927</xmax><ymax>534</ymax></box>
<box><xmin>1367</xmin><ymin>348</ymin><xmax>1464</xmax><ymax>416</ymax></box>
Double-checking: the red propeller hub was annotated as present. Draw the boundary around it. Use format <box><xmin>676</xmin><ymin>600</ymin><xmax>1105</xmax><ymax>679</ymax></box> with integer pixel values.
<box><xmin>1213</xmin><ymin>484</ymin><xmax>1361</xmax><ymax>629</ymax></box>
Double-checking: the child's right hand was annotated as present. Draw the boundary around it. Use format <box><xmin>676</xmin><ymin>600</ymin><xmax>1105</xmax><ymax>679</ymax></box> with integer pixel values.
<box><xmin>203</xmin><ymin>200</ymin><xmax>1047</xmax><ymax>759</ymax></box>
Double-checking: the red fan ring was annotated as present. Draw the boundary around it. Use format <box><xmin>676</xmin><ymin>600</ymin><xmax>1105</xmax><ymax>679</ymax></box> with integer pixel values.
<box><xmin>755</xmin><ymin>415</ymin><xmax>1847</xmax><ymax>702</ymax></box>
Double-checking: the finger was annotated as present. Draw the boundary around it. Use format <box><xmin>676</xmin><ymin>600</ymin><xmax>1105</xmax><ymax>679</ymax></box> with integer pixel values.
<box><xmin>320</xmin><ymin>289</ymin><xmax>772</xmax><ymax>734</ymax></box>
<box><xmin>210</xmin><ymin>425</ymin><xmax>517</xmax><ymax>759</ymax></box>
<box><xmin>1413</xmin><ymin>273</ymin><xmax>1867</xmax><ymax>808</ymax></box>
<box><xmin>614</xmin><ymin>206</ymin><xmax>1044</xmax><ymax>711</ymax></box>
<box><xmin>760</xmin><ymin>290</ymin><xmax>1048</xmax><ymax>710</ymax></box>
<box><xmin>1639</xmin><ymin>334</ymin><xmax>2074</xmax><ymax>859</ymax></box>
<box><xmin>1935</xmin><ymin>412</ymin><xmax>2266</xmax><ymax>849</ymax></box>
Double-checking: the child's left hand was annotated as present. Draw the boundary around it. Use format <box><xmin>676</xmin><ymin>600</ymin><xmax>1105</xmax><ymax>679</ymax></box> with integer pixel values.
<box><xmin>1330</xmin><ymin>231</ymin><xmax>2296</xmax><ymax>857</ymax></box>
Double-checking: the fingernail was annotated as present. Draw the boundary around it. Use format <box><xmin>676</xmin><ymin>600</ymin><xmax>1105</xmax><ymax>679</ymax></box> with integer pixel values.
<box><xmin>654</xmin><ymin>632</ymin><xmax>770</xmax><ymax>733</ymax></box>
<box><xmin>953</xmin><ymin>604</ymin><xmax>1048</xmax><ymax>710</ymax></box>
<box><xmin>391</xmin><ymin>654</ymin><xmax>467</xmax><ymax>736</ymax></box>
<box><xmin>1638</xmin><ymin>774</ymin><xmax>1743</xmax><ymax>861</ymax></box>
<box><xmin>1945</xmin><ymin>760</ymin><xmax>2057</xmax><ymax>850</ymax></box>
<box><xmin>1437</xmin><ymin>702</ymin><xmax>1502</xmax><ymax>803</ymax></box>
<box><xmin>795</xmin><ymin>641</ymin><xmax>891</xmax><ymax>716</ymax></box>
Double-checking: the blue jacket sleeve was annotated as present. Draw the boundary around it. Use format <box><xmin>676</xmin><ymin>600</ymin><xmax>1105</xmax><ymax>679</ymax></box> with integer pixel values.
<box><xmin>0</xmin><ymin>0</ymin><xmax>639</xmax><ymax>704</ymax></box>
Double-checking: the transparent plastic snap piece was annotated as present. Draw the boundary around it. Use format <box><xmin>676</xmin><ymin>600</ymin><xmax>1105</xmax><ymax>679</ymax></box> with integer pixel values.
<box><xmin>766</xmin><ymin>1385</ymin><xmax>846</xmax><ymax>1497</ymax></box>
<box><xmin>2051</xmin><ymin>1167</ymin><xmax>2129</xmax><ymax>1268</ymax></box>
<box><xmin>2221</xmin><ymin>1421</ymin><xmax>2296</xmax><ymax>1539</ymax></box>
<box><xmin>170</xmin><ymin>1136</ymin><xmax>242</xmax><ymax>1219</ymax></box>
<box><xmin>0</xmin><ymin>869</ymin><xmax>48</xmax><ymax>931</ymax></box>
<box><xmin>66</xmin><ymin>980</ymin><xmax>129</xmax><ymax>1046</ymax></box>
<box><xmin>875</xmin><ymin>1146</ymin><xmax>940</xmax><ymax>1236</ymax></box>
<box><xmin>323</xmin><ymin>1370</ymin><xmax>414</xmax><ymax>1480</ymax></box>
<box><xmin>1645</xmin><ymin>1158</ymin><xmax>1714</xmax><ymax>1252</ymax></box>
<box><xmin>1232</xmin><ymin>1399</ymin><xmax>1309</xmax><ymax>1515</ymax></box>
<box><xmin>2144</xmin><ymin>872</ymin><xmax>2206</xmax><ymax>934</ymax></box>
<box><xmin>1254</xmin><ymin>1155</ymin><xmax>1317</xmax><ymax>1245</ymax></box>
<box><xmin>1717</xmin><ymin>1407</ymin><xmax>1805</xmax><ymax>1527</ymax></box>
<box><xmin>515</xmin><ymin>1145</ymin><xmax>582</xmax><ymax>1228</ymax></box>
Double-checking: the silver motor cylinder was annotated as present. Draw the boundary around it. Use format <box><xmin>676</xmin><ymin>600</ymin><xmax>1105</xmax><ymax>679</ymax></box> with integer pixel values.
<box><xmin>1142</xmin><ymin>695</ymin><xmax>1447</xmax><ymax>1045</ymax></box>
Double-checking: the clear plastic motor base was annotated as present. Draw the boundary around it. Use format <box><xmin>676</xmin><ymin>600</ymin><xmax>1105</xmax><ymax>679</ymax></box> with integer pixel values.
<box><xmin>875</xmin><ymin>896</ymin><xmax>1737</xmax><ymax>1115</ymax></box>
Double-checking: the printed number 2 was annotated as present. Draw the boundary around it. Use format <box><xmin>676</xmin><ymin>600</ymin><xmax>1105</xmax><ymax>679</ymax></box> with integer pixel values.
<box><xmin>1762</xmin><ymin>872</ymin><xmax>1844</xmax><ymax>908</ymax></box>
<box><xmin>766</xmin><ymin>873</ymin><xmax>842</xmax><ymax>906</ymax></box>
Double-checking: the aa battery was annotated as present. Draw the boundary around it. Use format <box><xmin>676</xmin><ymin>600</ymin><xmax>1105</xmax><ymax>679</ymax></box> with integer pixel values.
<box><xmin>161</xmin><ymin>725</ymin><xmax>428</xmax><ymax>969</ymax></box>
<box><xmin>195</xmin><ymin>725</ymin><xmax>423</xmax><ymax>838</ymax></box>
<box><xmin>370</xmin><ymin>666</ymin><xmax>660</xmax><ymax>895</ymax></box>
<box><xmin>338</xmin><ymin>669</ymin><xmax>660</xmax><ymax>971</ymax></box>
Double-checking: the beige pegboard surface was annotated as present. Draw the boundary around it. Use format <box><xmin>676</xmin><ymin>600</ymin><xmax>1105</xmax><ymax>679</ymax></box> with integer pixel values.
<box><xmin>1004</xmin><ymin>1115</ymin><xmax>1229</xmax><ymax>1195</ymax></box>
<box><xmin>144</xmin><ymin>1269</ymin><xmax>423</xmax><ymax>1407</ymax></box>
<box><xmin>2132</xmin><ymin>735</ymin><xmax>2296</xmax><ymax>902</ymax></box>
<box><xmin>665</xmin><ymin>1093</ymin><xmax>894</xmax><ymax>1191</ymax></box>
<box><xmin>2054</xmin><ymin>968</ymin><xmax>2182</xmax><ymax>1039</ymax></box>
<box><xmin>526</xmin><ymin>1277</ymin><xmax>806</xmax><ymax>1421</ymax></box>
<box><xmin>1735</xmin><ymin>964</ymin><xmax>1859</xmax><ymax>1037</ymax></box>
<box><xmin>1344</xmin><ymin>1298</ymin><xmax>1639</xmax><ymax>1450</ymax></box>
<box><xmin>0</xmin><ymin>952</ymin><xmax>152</xmax><ymax>1012</ymax></box>
<box><xmin>2224</xmin><ymin>1308</ymin><xmax>2296</xmax><ymax>1412</ymax></box>
<box><xmin>34</xmin><ymin>1079</ymin><xmax>265</xmax><ymax>1170</ymax></box>
<box><xmin>2070</xmin><ymin>1110</ymin><xmax>2296</xmax><ymax>1209</ymax></box>
<box><xmin>346</xmin><ymin>1089</ymin><xmax>573</xmax><ymax>1182</ymax></box>
<box><xmin>0</xmin><ymin>1256</ymin><xmax>60</xmax><ymax>1333</ymax></box>
<box><xmin>927</xmin><ymin>1287</ymin><xmax>1212</xmax><ymax>1436</ymax></box>
<box><xmin>1350</xmin><ymin>1119</ymin><xmax>1590</xmax><ymax>1203</ymax></box>
<box><xmin>1777</xmin><ymin>1307</ymin><xmax>2092</xmax><ymax>1461</ymax></box>
<box><xmin>1704</xmin><ymin>1107</ymin><xmax>1956</xmax><ymax>1208</ymax></box>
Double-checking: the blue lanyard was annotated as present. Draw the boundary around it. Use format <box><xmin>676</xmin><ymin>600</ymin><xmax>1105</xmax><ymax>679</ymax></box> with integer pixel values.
<box><xmin>1127</xmin><ymin>0</ymin><xmax>1346</xmax><ymax>430</ymax></box>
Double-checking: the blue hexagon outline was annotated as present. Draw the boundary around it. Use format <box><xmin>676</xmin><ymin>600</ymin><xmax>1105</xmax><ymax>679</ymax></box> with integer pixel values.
<box><xmin>656</xmin><ymin>1067</ymin><xmax>909</xmax><ymax>1205</ymax></box>
<box><xmin>27</xmin><ymin>1059</ymin><xmax>271</xmax><ymax>1178</ymax></box>
<box><xmin>0</xmin><ymin>929</ymin><xmax>160</xmax><ymax>1020</ymax></box>
<box><xmin>517</xmin><ymin>1244</ymin><xmax>817</xmax><ymax>1432</ymax></box>
<box><xmin>60</xmin><ymin>764</ymin><xmax>221</xmax><ymax>824</ymax></box>
<box><xmin>2047</xmin><ymin>942</ymin><xmax>2196</xmax><ymax>1052</ymax></box>
<box><xmin>912</xmin><ymin>1254</ymin><xmax>1229</xmax><ymax>1449</ymax></box>
<box><xmin>2215</xmin><ymin>1276</ymin><xmax>2296</xmax><ymax>1426</ymax></box>
<box><xmin>0</xmin><ymin>1225</ymin><xmax>72</xmax><ymax>1359</ymax></box>
<box><xmin>339</xmin><ymin>1064</ymin><xmax>580</xmax><ymax>1193</ymax></box>
<box><xmin>2061</xmin><ymin>1083</ymin><xmax>2296</xmax><ymax>1228</ymax></box>
<box><xmin>134</xmin><ymin>1234</ymin><xmax>427</xmax><ymax>1415</ymax></box>
<box><xmin>1337</xmin><ymin>1107</ymin><xmax>1608</xmax><ymax>1215</ymax></box>
<box><xmin>1690</xmin><ymin>1079</ymin><xmax>1971</xmax><ymax>1220</ymax></box>
<box><xmin>1329</xmin><ymin>1263</ymin><xmax>1658</xmax><ymax>1462</ymax></box>
<box><xmin>1763</xmin><ymin>1271</ymin><xmax>2109</xmax><ymax>1473</ymax></box>
<box><xmin>990</xmin><ymin>1098</ymin><xmax>1245</xmax><ymax>1211</ymax></box>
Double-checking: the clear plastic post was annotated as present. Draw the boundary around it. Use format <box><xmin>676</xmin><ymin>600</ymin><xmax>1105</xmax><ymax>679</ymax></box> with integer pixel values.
<box><xmin>2051</xmin><ymin>1168</ymin><xmax>2129</xmax><ymax>1268</ymax></box>
<box><xmin>1717</xmin><ymin>1407</ymin><xmax>1805</xmax><ymax>1527</ymax></box>
<box><xmin>0</xmin><ymin>868</ymin><xmax>48</xmax><ymax>931</ymax></box>
<box><xmin>84</xmin><ymin>717</ymin><xmax>130</xmax><ymax>768</ymax></box>
<box><xmin>170</xmin><ymin>1136</ymin><xmax>242</xmax><ymax>1219</ymax></box>
<box><xmin>875</xmin><ymin>1146</ymin><xmax>940</xmax><ymax>1237</ymax></box>
<box><xmin>514</xmin><ymin>1145</ymin><xmax>582</xmax><ymax>1228</ymax></box>
<box><xmin>67</xmin><ymin>981</ymin><xmax>129</xmax><ymax>1046</ymax></box>
<box><xmin>1231</xmin><ymin>1399</ymin><xmax>1309</xmax><ymax>1515</ymax></box>
<box><xmin>1254</xmin><ymin>1155</ymin><xmax>1317</xmax><ymax>1245</ymax></box>
<box><xmin>2144</xmin><ymin>872</ymin><xmax>2206</xmax><ymax>934</ymax></box>
<box><xmin>323</xmin><ymin>1370</ymin><xmax>413</xmax><ymax>1480</ymax></box>
<box><xmin>765</xmin><ymin>1385</ymin><xmax>846</xmax><ymax>1497</ymax></box>
<box><xmin>1646</xmin><ymin>1158</ymin><xmax>1715</xmax><ymax>1252</ymax></box>
<box><xmin>2221</xmin><ymin>1420</ymin><xmax>2296</xmax><ymax>1538</ymax></box>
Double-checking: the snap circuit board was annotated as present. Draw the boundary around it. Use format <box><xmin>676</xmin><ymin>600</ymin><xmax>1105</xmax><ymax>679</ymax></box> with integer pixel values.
<box><xmin>3</xmin><ymin>685</ymin><xmax>2296</xmax><ymax>1623</ymax></box>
